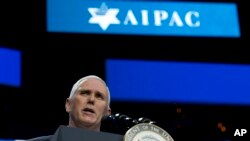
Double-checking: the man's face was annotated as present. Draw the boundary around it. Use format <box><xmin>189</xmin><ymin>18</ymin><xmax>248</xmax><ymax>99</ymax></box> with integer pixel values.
<box><xmin>66</xmin><ymin>78</ymin><xmax>110</xmax><ymax>129</ymax></box>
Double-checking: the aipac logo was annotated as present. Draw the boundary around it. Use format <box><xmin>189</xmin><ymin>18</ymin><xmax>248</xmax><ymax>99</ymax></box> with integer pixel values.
<box><xmin>88</xmin><ymin>2</ymin><xmax>120</xmax><ymax>30</ymax></box>
<box><xmin>88</xmin><ymin>2</ymin><xmax>201</xmax><ymax>31</ymax></box>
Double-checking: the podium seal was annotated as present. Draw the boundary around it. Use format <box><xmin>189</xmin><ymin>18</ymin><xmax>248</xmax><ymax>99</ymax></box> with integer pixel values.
<box><xmin>124</xmin><ymin>123</ymin><xmax>174</xmax><ymax>141</ymax></box>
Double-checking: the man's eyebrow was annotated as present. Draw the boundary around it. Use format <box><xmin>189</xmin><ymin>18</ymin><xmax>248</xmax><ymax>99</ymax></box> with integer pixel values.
<box><xmin>78</xmin><ymin>88</ymin><xmax>103</xmax><ymax>95</ymax></box>
<box><xmin>78</xmin><ymin>88</ymin><xmax>89</xmax><ymax>92</ymax></box>
<box><xmin>95</xmin><ymin>91</ymin><xmax>104</xmax><ymax>96</ymax></box>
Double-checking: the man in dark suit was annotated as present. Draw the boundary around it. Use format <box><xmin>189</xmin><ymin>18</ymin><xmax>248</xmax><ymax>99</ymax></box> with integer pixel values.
<box><xmin>26</xmin><ymin>75</ymin><xmax>112</xmax><ymax>141</ymax></box>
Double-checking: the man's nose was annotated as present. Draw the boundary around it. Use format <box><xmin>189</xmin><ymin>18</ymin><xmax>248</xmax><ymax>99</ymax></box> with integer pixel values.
<box><xmin>88</xmin><ymin>94</ymin><xmax>95</xmax><ymax>102</ymax></box>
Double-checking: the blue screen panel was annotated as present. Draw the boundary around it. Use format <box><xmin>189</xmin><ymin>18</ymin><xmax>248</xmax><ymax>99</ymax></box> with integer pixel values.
<box><xmin>106</xmin><ymin>59</ymin><xmax>250</xmax><ymax>105</ymax></box>
<box><xmin>47</xmin><ymin>0</ymin><xmax>240</xmax><ymax>37</ymax></box>
<box><xmin>0</xmin><ymin>47</ymin><xmax>21</xmax><ymax>87</ymax></box>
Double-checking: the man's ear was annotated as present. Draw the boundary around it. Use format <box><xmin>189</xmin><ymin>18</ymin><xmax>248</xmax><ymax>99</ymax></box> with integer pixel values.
<box><xmin>65</xmin><ymin>98</ymin><xmax>71</xmax><ymax>113</ymax></box>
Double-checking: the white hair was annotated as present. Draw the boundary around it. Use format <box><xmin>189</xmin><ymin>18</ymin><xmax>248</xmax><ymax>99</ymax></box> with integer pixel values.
<box><xmin>69</xmin><ymin>75</ymin><xmax>111</xmax><ymax>106</ymax></box>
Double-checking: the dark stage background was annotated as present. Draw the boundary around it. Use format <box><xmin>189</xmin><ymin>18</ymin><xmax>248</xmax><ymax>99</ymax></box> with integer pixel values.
<box><xmin>1</xmin><ymin>0</ymin><xmax>250</xmax><ymax>141</ymax></box>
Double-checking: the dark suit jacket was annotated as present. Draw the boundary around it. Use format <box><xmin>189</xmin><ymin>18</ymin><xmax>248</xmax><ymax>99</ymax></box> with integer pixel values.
<box><xmin>26</xmin><ymin>135</ymin><xmax>53</xmax><ymax>141</ymax></box>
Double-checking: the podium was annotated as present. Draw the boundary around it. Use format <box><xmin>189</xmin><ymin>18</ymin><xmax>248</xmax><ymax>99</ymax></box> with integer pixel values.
<box><xmin>50</xmin><ymin>125</ymin><xmax>124</xmax><ymax>141</ymax></box>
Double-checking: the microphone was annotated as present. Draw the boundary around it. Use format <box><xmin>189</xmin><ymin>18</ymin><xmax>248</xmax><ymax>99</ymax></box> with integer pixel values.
<box><xmin>101</xmin><ymin>113</ymin><xmax>156</xmax><ymax>134</ymax></box>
